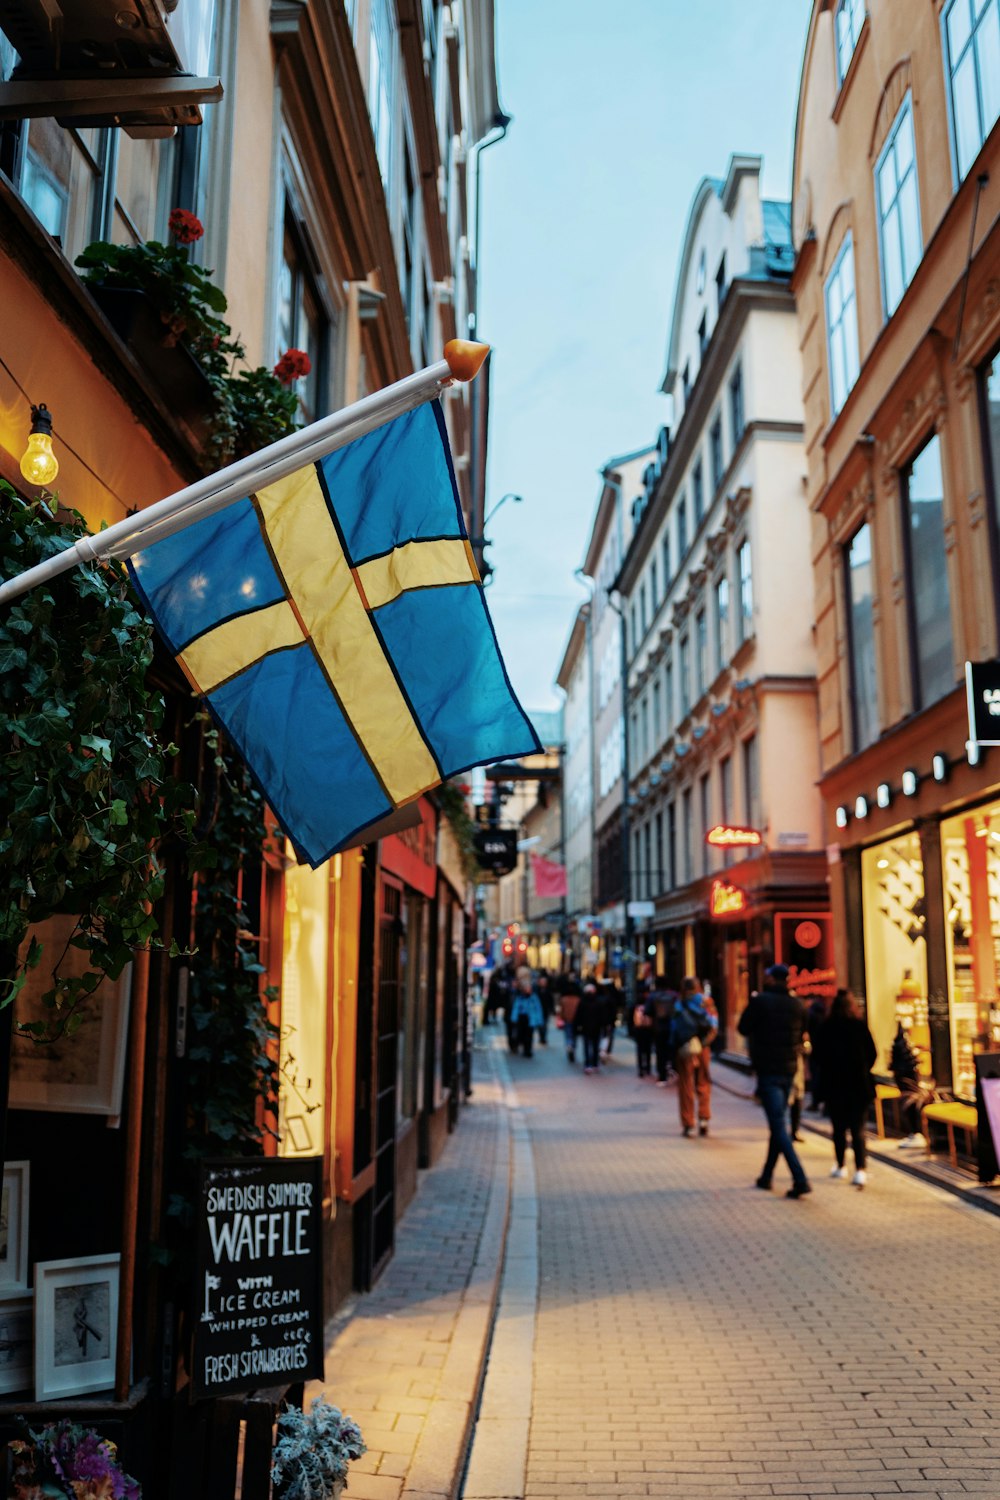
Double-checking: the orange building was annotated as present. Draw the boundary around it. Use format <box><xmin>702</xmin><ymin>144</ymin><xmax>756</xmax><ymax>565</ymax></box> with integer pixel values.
<box><xmin>793</xmin><ymin>0</ymin><xmax>1000</xmax><ymax>1105</ymax></box>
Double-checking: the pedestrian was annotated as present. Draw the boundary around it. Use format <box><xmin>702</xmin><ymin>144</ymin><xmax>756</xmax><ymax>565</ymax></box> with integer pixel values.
<box><xmin>598</xmin><ymin>981</ymin><xmax>619</xmax><ymax>1059</ymax></box>
<box><xmin>738</xmin><ymin>963</ymin><xmax>812</xmax><ymax>1198</ymax></box>
<box><xmin>559</xmin><ymin>974</ymin><xmax>582</xmax><ymax>1063</ymax></box>
<box><xmin>507</xmin><ymin>968</ymin><xmax>543</xmax><ymax>1057</ymax></box>
<box><xmin>486</xmin><ymin>961</ymin><xmax>514</xmax><ymax>1026</ymax></box>
<box><xmin>629</xmin><ymin>986</ymin><xmax>654</xmax><ymax>1078</ymax></box>
<box><xmin>670</xmin><ymin>976</ymin><xmax>718</xmax><ymax>1137</ymax></box>
<box><xmin>890</xmin><ymin>1022</ymin><xmax>929</xmax><ymax>1149</ymax></box>
<box><xmin>536</xmin><ymin>970</ymin><xmax>553</xmax><ymax>1047</ymax></box>
<box><xmin>812</xmin><ymin>988</ymin><xmax>877</xmax><ymax>1187</ymax></box>
<box><xmin>575</xmin><ymin>981</ymin><xmax>604</xmax><ymax>1074</ymax></box>
<box><xmin>648</xmin><ymin>982</ymin><xmax>679</xmax><ymax>1086</ymax></box>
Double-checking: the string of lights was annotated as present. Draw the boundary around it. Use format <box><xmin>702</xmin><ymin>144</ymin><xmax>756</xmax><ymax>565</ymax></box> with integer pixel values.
<box><xmin>0</xmin><ymin>349</ymin><xmax>131</xmax><ymax>510</ymax></box>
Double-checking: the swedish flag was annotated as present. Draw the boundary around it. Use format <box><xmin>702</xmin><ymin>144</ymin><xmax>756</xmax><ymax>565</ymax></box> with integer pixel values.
<box><xmin>128</xmin><ymin>401</ymin><xmax>539</xmax><ymax>865</ymax></box>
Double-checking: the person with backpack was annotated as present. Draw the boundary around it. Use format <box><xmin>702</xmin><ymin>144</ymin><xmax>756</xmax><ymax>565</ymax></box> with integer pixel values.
<box><xmin>629</xmin><ymin>983</ymin><xmax>654</xmax><ymax>1079</ymax></box>
<box><xmin>648</xmin><ymin>982</ymin><xmax>679</xmax><ymax>1086</ymax></box>
<box><xmin>670</xmin><ymin>976</ymin><xmax>718</xmax><ymax>1137</ymax></box>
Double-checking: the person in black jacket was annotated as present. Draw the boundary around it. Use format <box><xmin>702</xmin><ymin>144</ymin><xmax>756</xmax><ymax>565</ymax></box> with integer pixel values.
<box><xmin>813</xmin><ymin>988</ymin><xmax>877</xmax><ymax>1187</ymax></box>
<box><xmin>648</xmin><ymin>984</ymin><xmax>679</xmax><ymax>1085</ymax></box>
<box><xmin>575</xmin><ymin>982</ymin><xmax>604</xmax><ymax>1074</ymax></box>
<box><xmin>738</xmin><ymin>964</ymin><xmax>811</xmax><ymax>1198</ymax></box>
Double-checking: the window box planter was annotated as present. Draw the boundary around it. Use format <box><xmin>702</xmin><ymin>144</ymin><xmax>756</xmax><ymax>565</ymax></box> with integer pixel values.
<box><xmin>88</xmin><ymin>284</ymin><xmax>217</xmax><ymax>448</ymax></box>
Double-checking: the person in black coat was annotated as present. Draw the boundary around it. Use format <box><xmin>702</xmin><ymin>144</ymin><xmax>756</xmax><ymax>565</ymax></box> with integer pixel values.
<box><xmin>647</xmin><ymin>983</ymin><xmax>679</xmax><ymax>1085</ymax></box>
<box><xmin>738</xmin><ymin>964</ymin><xmax>811</xmax><ymax>1198</ymax></box>
<box><xmin>813</xmin><ymin>988</ymin><xmax>877</xmax><ymax>1187</ymax></box>
<box><xmin>575</xmin><ymin>982</ymin><xmax>604</xmax><ymax>1074</ymax></box>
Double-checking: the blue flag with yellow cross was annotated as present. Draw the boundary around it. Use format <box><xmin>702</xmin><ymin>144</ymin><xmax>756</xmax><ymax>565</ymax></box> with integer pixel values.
<box><xmin>128</xmin><ymin>400</ymin><xmax>539</xmax><ymax>865</ymax></box>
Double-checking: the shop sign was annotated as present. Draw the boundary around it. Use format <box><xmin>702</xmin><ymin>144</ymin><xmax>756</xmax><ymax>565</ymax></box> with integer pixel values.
<box><xmin>966</xmin><ymin>660</ymin><xmax>1000</xmax><ymax>746</ymax></box>
<box><xmin>192</xmin><ymin>1157</ymin><xmax>324</xmax><ymax>1400</ymax></box>
<box><xmin>705</xmin><ymin>824</ymin><xmax>762</xmax><ymax>848</ymax></box>
<box><xmin>627</xmin><ymin>900</ymin><xmax>655</xmax><ymax>918</ymax></box>
<box><xmin>472</xmin><ymin>827</ymin><xmax>518</xmax><ymax>876</ymax></box>
<box><xmin>709</xmin><ymin>879</ymin><xmax>748</xmax><ymax>919</ymax></box>
<box><xmin>774</xmin><ymin>912</ymin><xmax>836</xmax><ymax>998</ymax></box>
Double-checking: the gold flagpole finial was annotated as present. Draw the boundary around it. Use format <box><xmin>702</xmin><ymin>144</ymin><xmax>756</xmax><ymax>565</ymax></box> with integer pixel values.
<box><xmin>443</xmin><ymin>340</ymin><xmax>490</xmax><ymax>382</ymax></box>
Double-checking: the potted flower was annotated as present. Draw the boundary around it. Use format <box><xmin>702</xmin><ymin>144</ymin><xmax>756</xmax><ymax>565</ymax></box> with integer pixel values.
<box><xmin>271</xmin><ymin>1396</ymin><xmax>366</xmax><ymax>1500</ymax></box>
<box><xmin>8</xmin><ymin>1418</ymin><xmax>141</xmax><ymax>1500</ymax></box>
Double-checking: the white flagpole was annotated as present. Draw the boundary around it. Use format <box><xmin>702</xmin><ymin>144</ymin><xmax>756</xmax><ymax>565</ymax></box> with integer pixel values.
<box><xmin>0</xmin><ymin>341</ymin><xmax>489</xmax><ymax>606</ymax></box>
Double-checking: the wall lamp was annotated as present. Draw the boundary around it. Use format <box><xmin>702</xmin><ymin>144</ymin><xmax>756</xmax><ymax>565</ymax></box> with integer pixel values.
<box><xmin>468</xmin><ymin>491</ymin><xmax>524</xmax><ymax>549</ymax></box>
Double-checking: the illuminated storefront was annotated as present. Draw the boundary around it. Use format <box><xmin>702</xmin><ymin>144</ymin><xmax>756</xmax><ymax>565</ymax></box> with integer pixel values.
<box><xmin>940</xmin><ymin>801</ymin><xmax>1000</xmax><ymax>1100</ymax></box>
<box><xmin>861</xmin><ymin>833</ymin><xmax>930</xmax><ymax>1077</ymax></box>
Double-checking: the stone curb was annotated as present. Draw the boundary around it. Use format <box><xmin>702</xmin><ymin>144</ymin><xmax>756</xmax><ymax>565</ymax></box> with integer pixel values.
<box><xmin>400</xmin><ymin>1040</ymin><xmax>514</xmax><ymax>1500</ymax></box>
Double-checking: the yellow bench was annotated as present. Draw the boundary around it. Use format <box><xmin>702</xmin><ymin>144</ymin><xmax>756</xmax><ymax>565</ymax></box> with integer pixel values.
<box><xmin>921</xmin><ymin>1101</ymin><xmax>978</xmax><ymax>1167</ymax></box>
<box><xmin>872</xmin><ymin>1083</ymin><xmax>901</xmax><ymax>1138</ymax></box>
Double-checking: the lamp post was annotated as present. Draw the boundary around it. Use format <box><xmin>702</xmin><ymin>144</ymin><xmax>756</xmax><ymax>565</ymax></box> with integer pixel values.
<box><xmin>468</xmin><ymin>491</ymin><xmax>523</xmax><ymax>549</ymax></box>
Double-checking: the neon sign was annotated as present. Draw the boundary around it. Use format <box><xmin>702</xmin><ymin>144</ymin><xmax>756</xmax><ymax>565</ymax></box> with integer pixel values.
<box><xmin>710</xmin><ymin>879</ymin><xmax>748</xmax><ymax>918</ymax></box>
<box><xmin>705</xmin><ymin>824</ymin><xmax>762</xmax><ymax>848</ymax></box>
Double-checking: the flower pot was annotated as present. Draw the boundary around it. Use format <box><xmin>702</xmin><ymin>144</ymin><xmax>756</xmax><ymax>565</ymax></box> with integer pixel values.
<box><xmin>88</xmin><ymin>284</ymin><xmax>217</xmax><ymax>447</ymax></box>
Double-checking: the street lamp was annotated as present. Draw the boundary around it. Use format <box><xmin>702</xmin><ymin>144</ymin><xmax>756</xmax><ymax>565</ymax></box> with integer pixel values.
<box><xmin>468</xmin><ymin>491</ymin><xmax>523</xmax><ymax>548</ymax></box>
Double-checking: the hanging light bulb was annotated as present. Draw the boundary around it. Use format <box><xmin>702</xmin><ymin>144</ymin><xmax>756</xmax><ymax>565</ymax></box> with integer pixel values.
<box><xmin>19</xmin><ymin>404</ymin><xmax>59</xmax><ymax>487</ymax></box>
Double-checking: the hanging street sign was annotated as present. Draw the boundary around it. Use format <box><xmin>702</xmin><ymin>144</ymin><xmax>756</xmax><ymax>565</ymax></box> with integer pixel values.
<box><xmin>472</xmin><ymin>827</ymin><xmax>518</xmax><ymax>876</ymax></box>
<box><xmin>965</xmin><ymin>660</ymin><xmax>1000</xmax><ymax>746</ymax></box>
<box><xmin>705</xmin><ymin>824</ymin><xmax>762</xmax><ymax>848</ymax></box>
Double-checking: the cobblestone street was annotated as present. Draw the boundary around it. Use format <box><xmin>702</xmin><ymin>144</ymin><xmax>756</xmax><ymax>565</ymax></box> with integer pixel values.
<box><xmin>509</xmin><ymin>1035</ymin><xmax>1000</xmax><ymax>1500</ymax></box>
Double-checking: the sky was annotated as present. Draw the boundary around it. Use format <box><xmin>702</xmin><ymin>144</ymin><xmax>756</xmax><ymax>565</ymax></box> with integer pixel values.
<box><xmin>477</xmin><ymin>0</ymin><xmax>811</xmax><ymax>713</ymax></box>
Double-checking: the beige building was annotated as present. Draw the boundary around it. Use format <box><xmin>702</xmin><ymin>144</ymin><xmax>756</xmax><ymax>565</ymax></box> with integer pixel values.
<box><xmin>616</xmin><ymin>155</ymin><xmax>828</xmax><ymax>1051</ymax></box>
<box><xmin>793</xmin><ymin>0</ymin><xmax>1000</xmax><ymax>1103</ymax></box>
<box><xmin>556</xmin><ymin>605</ymin><xmax>593</xmax><ymax>966</ymax></box>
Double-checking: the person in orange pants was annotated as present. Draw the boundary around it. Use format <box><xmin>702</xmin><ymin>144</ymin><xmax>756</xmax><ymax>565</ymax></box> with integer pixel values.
<box><xmin>670</xmin><ymin>977</ymin><xmax>719</xmax><ymax>1137</ymax></box>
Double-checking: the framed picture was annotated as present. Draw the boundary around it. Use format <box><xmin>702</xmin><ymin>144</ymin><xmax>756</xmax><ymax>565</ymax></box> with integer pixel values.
<box><xmin>10</xmin><ymin>915</ymin><xmax>132</xmax><ymax>1117</ymax></box>
<box><xmin>0</xmin><ymin>1161</ymin><xmax>30</xmax><ymax>1295</ymax></box>
<box><xmin>0</xmin><ymin>1296</ymin><xmax>33</xmax><ymax>1396</ymax></box>
<box><xmin>34</xmin><ymin>1254</ymin><xmax>119</xmax><ymax>1400</ymax></box>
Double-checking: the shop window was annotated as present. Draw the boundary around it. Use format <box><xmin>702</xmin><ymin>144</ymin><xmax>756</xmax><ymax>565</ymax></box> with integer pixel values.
<box><xmin>942</xmin><ymin>0</ymin><xmax>1000</xmax><ymax>181</ymax></box>
<box><xmin>940</xmin><ymin>803</ymin><xmax>1000</xmax><ymax>1100</ymax></box>
<box><xmin>825</xmin><ymin>234</ymin><xmax>860</xmax><ymax>417</ymax></box>
<box><xmin>835</xmin><ymin>0</ymin><xmax>865</xmax><ymax>84</ymax></box>
<box><xmin>875</xmin><ymin>95</ymin><xmax>922</xmax><ymax>318</ymax></box>
<box><xmin>276</xmin><ymin>214</ymin><xmax>329</xmax><ymax>424</ymax></box>
<box><xmin>714</xmin><ymin>573</ymin><xmax>729</xmax><ymax>674</ymax></box>
<box><xmin>845</xmin><ymin>522</ymin><xmax>879</xmax><ymax>751</ymax></box>
<box><xmin>902</xmin><ymin>435</ymin><xmax>955</xmax><ymax>710</ymax></box>
<box><xmin>861</xmin><ymin>832</ymin><xmax>929</xmax><ymax>1080</ymax></box>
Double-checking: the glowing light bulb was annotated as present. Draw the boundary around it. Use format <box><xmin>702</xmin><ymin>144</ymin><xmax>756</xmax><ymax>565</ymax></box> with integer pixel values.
<box><xmin>19</xmin><ymin>404</ymin><xmax>59</xmax><ymax>487</ymax></box>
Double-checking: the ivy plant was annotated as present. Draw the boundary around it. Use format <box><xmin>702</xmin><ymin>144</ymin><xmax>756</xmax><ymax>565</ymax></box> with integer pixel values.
<box><xmin>0</xmin><ymin>483</ymin><xmax>195</xmax><ymax>1036</ymax></box>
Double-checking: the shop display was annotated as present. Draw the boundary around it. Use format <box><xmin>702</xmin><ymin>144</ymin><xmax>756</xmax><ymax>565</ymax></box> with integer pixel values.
<box><xmin>941</xmin><ymin>806</ymin><xmax>1000</xmax><ymax>1100</ymax></box>
<box><xmin>862</xmin><ymin>833</ymin><xmax>928</xmax><ymax>1075</ymax></box>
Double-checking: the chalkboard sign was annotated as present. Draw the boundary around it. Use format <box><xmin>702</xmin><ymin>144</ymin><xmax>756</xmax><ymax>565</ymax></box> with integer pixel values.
<box><xmin>192</xmin><ymin>1156</ymin><xmax>324</xmax><ymax>1400</ymax></box>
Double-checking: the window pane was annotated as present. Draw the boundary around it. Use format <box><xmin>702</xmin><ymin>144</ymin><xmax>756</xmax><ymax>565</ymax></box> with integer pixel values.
<box><xmin>847</xmin><ymin>524</ymin><xmax>879</xmax><ymax>750</ymax></box>
<box><xmin>877</xmin><ymin>149</ymin><xmax>897</xmax><ymax>207</ymax></box>
<box><xmin>899</xmin><ymin>173</ymin><xmax>921</xmax><ymax>283</ymax></box>
<box><xmin>906</xmin><ymin>437</ymin><xmax>955</xmax><ymax>706</ymax></box>
<box><xmin>953</xmin><ymin>50</ymin><xmax>982</xmax><ymax>177</ymax></box>
<box><xmin>22</xmin><ymin>120</ymin><xmax>99</xmax><ymax>260</ymax></box>
<box><xmin>895</xmin><ymin>105</ymin><xmax>915</xmax><ymax>176</ymax></box>
<box><xmin>949</xmin><ymin>0</ymin><xmax>973</xmax><ymax>58</ymax></box>
<box><xmin>843</xmin><ymin>287</ymin><xmax>860</xmax><ymax>387</ymax></box>
<box><xmin>883</xmin><ymin>206</ymin><xmax>904</xmax><ymax>314</ymax></box>
<box><xmin>978</xmin><ymin>3</ymin><xmax>1000</xmax><ymax>133</ymax></box>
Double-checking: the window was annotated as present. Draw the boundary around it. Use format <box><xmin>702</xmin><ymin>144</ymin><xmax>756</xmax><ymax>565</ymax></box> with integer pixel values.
<box><xmin>845</xmin><ymin>522</ymin><xmax>880</xmax><ymax>751</ymax></box>
<box><xmin>742</xmin><ymin>734</ymin><xmax>760</xmax><ymax>829</ymax></box>
<box><xmin>654</xmin><ymin>811</ymin><xmax>664</xmax><ymax>897</ymax></box>
<box><xmin>943</xmin><ymin>0</ymin><xmax>1000</xmax><ymax>180</ymax></box>
<box><xmin>835</xmin><ymin>0</ymin><xmax>865</xmax><ymax>83</ymax></box>
<box><xmin>650</xmin><ymin>558</ymin><xmax>658</xmax><ymax>612</ymax></box>
<box><xmin>640</xmin><ymin>696</ymin><xmax>649</xmax><ymax>765</ymax></box>
<box><xmin>667</xmin><ymin>801</ymin><xmax>677</xmax><ymax>890</ymax></box>
<box><xmin>729</xmin><ymin>363</ymin><xmax>745</xmax><ymax>445</ymax></box>
<box><xmin>679</xmin><ymin>634</ymin><xmax>691</xmax><ymax>716</ymax></box>
<box><xmin>644</xmin><ymin>824</ymin><xmax>653</xmax><ymax>902</ymax></box>
<box><xmin>634</xmin><ymin>830</ymin><xmax>644</xmax><ymax>902</ymax></box>
<box><xmin>640</xmin><ymin>583</ymin><xmax>648</xmax><ymax>637</ymax></box>
<box><xmin>652</xmin><ymin>678</ymin><xmax>662</xmax><ymax>745</ymax></box>
<box><xmin>682</xmin><ymin>788</ymin><xmax>693</xmax><ymax>883</ymax></box>
<box><xmin>719</xmin><ymin>755</ymin><xmax>732</xmax><ymax>827</ymax></box>
<box><xmin>715</xmin><ymin>254</ymin><xmax>728</xmax><ymax>313</ymax></box>
<box><xmin>401</xmin><ymin>146</ymin><xmax>420</xmax><ymax>333</ymax></box>
<box><xmin>710</xmin><ymin>416</ymin><xmax>724</xmax><ymax>493</ymax></box>
<box><xmin>714</xmin><ymin>574</ymin><xmax>730</xmax><ymax>673</ymax></box>
<box><xmin>630</xmin><ymin>605</ymin><xmax>638</xmax><ymax>656</ymax></box>
<box><xmin>737</xmin><ymin>539</ymin><xmax>753</xmax><ymax>642</ymax></box>
<box><xmin>369</xmin><ymin>0</ymin><xmax>395</xmax><ymax>188</ymax></box>
<box><xmin>699</xmin><ymin>774</ymin><xmax>711</xmax><ymax>877</ymax></box>
<box><xmin>664</xmin><ymin>657</ymin><xmax>674</xmax><ymax>731</ymax></box>
<box><xmin>698</xmin><ymin>312</ymin><xmax>708</xmax><ymax>359</ymax></box>
<box><xmin>682</xmin><ymin>362</ymin><xmax>691</xmax><ymax>404</ymax></box>
<box><xmin>277</xmin><ymin>214</ymin><xmax>328</xmax><ymax>423</ymax></box>
<box><xmin>693</xmin><ymin>462</ymin><xmax>704</xmax><ymax>525</ymax></box>
<box><xmin>826</xmin><ymin>234</ymin><xmax>861</xmax><ymax>417</ymax></box>
<box><xmin>696</xmin><ymin>608</ymin><xmax>708</xmax><ymax>698</ymax></box>
<box><xmin>662</xmin><ymin>532</ymin><xmax>672</xmax><ymax>587</ymax></box>
<box><xmin>876</xmin><ymin>97</ymin><xmax>922</xmax><ymax>317</ymax></box>
<box><xmin>903</xmin><ymin>435</ymin><xmax>955</xmax><ymax>709</ymax></box>
<box><xmin>678</xmin><ymin>496</ymin><xmax>689</xmax><ymax>556</ymax></box>
<box><xmin>982</xmin><ymin>348</ymin><xmax>1000</xmax><ymax>598</ymax></box>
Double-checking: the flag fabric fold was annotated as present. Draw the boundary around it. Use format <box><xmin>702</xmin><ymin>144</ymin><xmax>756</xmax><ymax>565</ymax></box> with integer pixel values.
<box><xmin>128</xmin><ymin>400</ymin><xmax>539</xmax><ymax>865</ymax></box>
<box><xmin>530</xmin><ymin>852</ymin><xmax>568</xmax><ymax>900</ymax></box>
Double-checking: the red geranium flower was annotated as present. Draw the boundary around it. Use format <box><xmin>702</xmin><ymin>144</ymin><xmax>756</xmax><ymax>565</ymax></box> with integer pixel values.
<box><xmin>168</xmin><ymin>207</ymin><xmax>204</xmax><ymax>245</ymax></box>
<box><xmin>274</xmin><ymin>348</ymin><xmax>313</xmax><ymax>386</ymax></box>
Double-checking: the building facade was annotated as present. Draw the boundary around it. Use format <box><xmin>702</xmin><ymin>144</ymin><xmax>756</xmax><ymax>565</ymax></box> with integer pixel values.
<box><xmin>0</xmin><ymin>0</ymin><xmax>502</xmax><ymax>1481</ymax></box>
<box><xmin>793</xmin><ymin>0</ymin><xmax>1000</xmax><ymax>1098</ymax></box>
<box><xmin>556</xmin><ymin>605</ymin><xmax>593</xmax><ymax>967</ymax></box>
<box><xmin>582</xmin><ymin>446</ymin><xmax>655</xmax><ymax>973</ymax></box>
<box><xmin>616</xmin><ymin>155</ymin><xmax>828</xmax><ymax>1052</ymax></box>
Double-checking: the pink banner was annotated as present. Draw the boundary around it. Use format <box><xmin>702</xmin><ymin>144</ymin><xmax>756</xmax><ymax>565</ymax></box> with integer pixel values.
<box><xmin>531</xmin><ymin>852</ymin><xmax>568</xmax><ymax>899</ymax></box>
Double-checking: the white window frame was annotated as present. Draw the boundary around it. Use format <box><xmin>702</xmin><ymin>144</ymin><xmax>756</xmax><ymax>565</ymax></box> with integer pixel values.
<box><xmin>875</xmin><ymin>94</ymin><xmax>922</xmax><ymax>319</ymax></box>
<box><xmin>942</xmin><ymin>0</ymin><xmax>1000</xmax><ymax>182</ymax></box>
<box><xmin>835</xmin><ymin>0</ymin><xmax>865</xmax><ymax>84</ymax></box>
<box><xmin>825</xmin><ymin>233</ymin><xmax>860</xmax><ymax>418</ymax></box>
